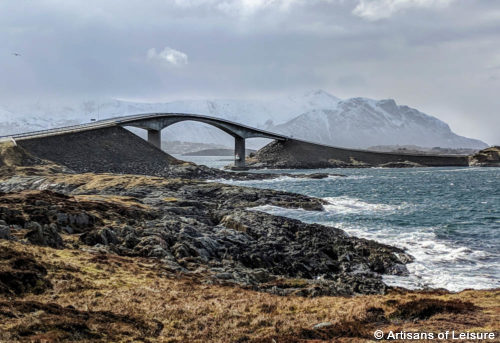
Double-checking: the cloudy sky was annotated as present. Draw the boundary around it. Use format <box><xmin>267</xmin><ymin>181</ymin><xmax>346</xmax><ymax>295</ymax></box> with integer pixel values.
<box><xmin>1</xmin><ymin>0</ymin><xmax>499</xmax><ymax>144</ymax></box>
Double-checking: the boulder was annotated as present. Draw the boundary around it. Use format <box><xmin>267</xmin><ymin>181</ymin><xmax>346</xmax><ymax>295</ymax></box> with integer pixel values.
<box><xmin>0</xmin><ymin>220</ymin><xmax>12</xmax><ymax>240</ymax></box>
<box><xmin>24</xmin><ymin>222</ymin><xmax>64</xmax><ymax>249</ymax></box>
<box><xmin>80</xmin><ymin>228</ymin><xmax>119</xmax><ymax>246</ymax></box>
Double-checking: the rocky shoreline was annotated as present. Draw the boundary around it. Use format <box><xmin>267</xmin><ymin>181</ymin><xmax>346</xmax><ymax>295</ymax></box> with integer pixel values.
<box><xmin>0</xmin><ymin>142</ymin><xmax>414</xmax><ymax>296</ymax></box>
<box><xmin>0</xmin><ymin>142</ymin><xmax>498</xmax><ymax>342</ymax></box>
<box><xmin>468</xmin><ymin>146</ymin><xmax>500</xmax><ymax>167</ymax></box>
<box><xmin>0</xmin><ymin>173</ymin><xmax>412</xmax><ymax>297</ymax></box>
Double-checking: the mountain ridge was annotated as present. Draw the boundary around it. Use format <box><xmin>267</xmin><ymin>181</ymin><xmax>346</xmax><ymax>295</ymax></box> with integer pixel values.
<box><xmin>269</xmin><ymin>96</ymin><xmax>487</xmax><ymax>149</ymax></box>
<box><xmin>0</xmin><ymin>90</ymin><xmax>488</xmax><ymax>149</ymax></box>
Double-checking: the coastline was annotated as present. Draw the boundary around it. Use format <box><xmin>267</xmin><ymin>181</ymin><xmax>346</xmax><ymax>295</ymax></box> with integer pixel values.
<box><xmin>1</xmin><ymin>238</ymin><xmax>498</xmax><ymax>342</ymax></box>
<box><xmin>0</xmin><ymin>142</ymin><xmax>498</xmax><ymax>341</ymax></box>
<box><xmin>245</xmin><ymin>141</ymin><xmax>500</xmax><ymax>169</ymax></box>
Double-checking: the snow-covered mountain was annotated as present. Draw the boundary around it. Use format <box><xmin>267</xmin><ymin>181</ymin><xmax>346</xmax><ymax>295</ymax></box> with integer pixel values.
<box><xmin>0</xmin><ymin>90</ymin><xmax>487</xmax><ymax>149</ymax></box>
<box><xmin>0</xmin><ymin>107</ymin><xmax>80</xmax><ymax>137</ymax></box>
<box><xmin>269</xmin><ymin>97</ymin><xmax>487</xmax><ymax>149</ymax></box>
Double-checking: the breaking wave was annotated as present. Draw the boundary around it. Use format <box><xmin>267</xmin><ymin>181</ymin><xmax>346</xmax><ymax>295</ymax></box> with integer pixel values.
<box><xmin>248</xmin><ymin>167</ymin><xmax>500</xmax><ymax>292</ymax></box>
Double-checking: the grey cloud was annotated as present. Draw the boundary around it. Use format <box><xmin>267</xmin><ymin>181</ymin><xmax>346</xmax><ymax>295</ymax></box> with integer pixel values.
<box><xmin>352</xmin><ymin>0</ymin><xmax>456</xmax><ymax>21</ymax></box>
<box><xmin>0</xmin><ymin>0</ymin><xmax>499</xmax><ymax>144</ymax></box>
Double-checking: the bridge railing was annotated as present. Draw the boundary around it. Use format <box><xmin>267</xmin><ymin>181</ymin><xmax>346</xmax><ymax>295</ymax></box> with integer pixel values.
<box><xmin>116</xmin><ymin>113</ymin><xmax>290</xmax><ymax>140</ymax></box>
<box><xmin>0</xmin><ymin>119</ymin><xmax>117</xmax><ymax>139</ymax></box>
<box><xmin>0</xmin><ymin>112</ymin><xmax>291</xmax><ymax>141</ymax></box>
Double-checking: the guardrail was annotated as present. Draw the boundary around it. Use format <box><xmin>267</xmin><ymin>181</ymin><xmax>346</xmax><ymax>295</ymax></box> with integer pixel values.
<box><xmin>0</xmin><ymin>119</ymin><xmax>118</xmax><ymax>140</ymax></box>
<box><xmin>116</xmin><ymin>113</ymin><xmax>290</xmax><ymax>140</ymax></box>
<box><xmin>1</xmin><ymin>113</ymin><xmax>291</xmax><ymax>141</ymax></box>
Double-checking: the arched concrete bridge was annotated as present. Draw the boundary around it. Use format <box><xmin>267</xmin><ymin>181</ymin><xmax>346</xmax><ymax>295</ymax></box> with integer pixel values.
<box><xmin>3</xmin><ymin>113</ymin><xmax>289</xmax><ymax>168</ymax></box>
<box><xmin>117</xmin><ymin>113</ymin><xmax>288</xmax><ymax>168</ymax></box>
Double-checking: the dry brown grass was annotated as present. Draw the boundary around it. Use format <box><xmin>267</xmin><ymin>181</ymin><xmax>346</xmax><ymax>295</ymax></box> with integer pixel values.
<box><xmin>46</xmin><ymin>173</ymin><xmax>191</xmax><ymax>191</ymax></box>
<box><xmin>0</xmin><ymin>141</ymin><xmax>73</xmax><ymax>178</ymax></box>
<box><xmin>0</xmin><ymin>240</ymin><xmax>498</xmax><ymax>342</ymax></box>
<box><xmin>73</xmin><ymin>194</ymin><xmax>152</xmax><ymax>210</ymax></box>
<box><xmin>0</xmin><ymin>141</ymin><xmax>26</xmax><ymax>167</ymax></box>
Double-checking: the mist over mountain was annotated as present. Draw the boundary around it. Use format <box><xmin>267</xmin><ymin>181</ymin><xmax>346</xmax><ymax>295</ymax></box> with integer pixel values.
<box><xmin>269</xmin><ymin>97</ymin><xmax>488</xmax><ymax>149</ymax></box>
<box><xmin>0</xmin><ymin>90</ymin><xmax>487</xmax><ymax>150</ymax></box>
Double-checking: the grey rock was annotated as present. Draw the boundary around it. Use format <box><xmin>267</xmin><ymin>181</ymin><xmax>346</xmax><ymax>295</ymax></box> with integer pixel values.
<box><xmin>25</xmin><ymin>222</ymin><xmax>64</xmax><ymax>249</ymax></box>
<box><xmin>0</xmin><ymin>166</ymin><xmax>414</xmax><ymax>297</ymax></box>
<box><xmin>0</xmin><ymin>225</ymin><xmax>11</xmax><ymax>240</ymax></box>
<box><xmin>80</xmin><ymin>227</ymin><xmax>118</xmax><ymax>246</ymax></box>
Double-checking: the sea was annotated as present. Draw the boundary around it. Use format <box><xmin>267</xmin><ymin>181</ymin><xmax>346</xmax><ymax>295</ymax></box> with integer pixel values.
<box><xmin>175</xmin><ymin>155</ymin><xmax>500</xmax><ymax>291</ymax></box>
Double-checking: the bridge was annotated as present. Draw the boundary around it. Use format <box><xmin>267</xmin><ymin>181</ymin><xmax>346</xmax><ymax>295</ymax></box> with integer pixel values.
<box><xmin>2</xmin><ymin>113</ymin><xmax>289</xmax><ymax>169</ymax></box>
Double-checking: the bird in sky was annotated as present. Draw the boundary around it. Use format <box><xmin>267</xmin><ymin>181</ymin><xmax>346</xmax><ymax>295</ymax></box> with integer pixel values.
<box><xmin>12</xmin><ymin>53</ymin><xmax>21</xmax><ymax>56</ymax></box>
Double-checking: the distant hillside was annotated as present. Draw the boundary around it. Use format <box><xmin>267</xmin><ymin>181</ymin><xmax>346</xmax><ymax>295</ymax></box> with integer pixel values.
<box><xmin>182</xmin><ymin>148</ymin><xmax>256</xmax><ymax>156</ymax></box>
<box><xmin>269</xmin><ymin>98</ymin><xmax>487</xmax><ymax>149</ymax></box>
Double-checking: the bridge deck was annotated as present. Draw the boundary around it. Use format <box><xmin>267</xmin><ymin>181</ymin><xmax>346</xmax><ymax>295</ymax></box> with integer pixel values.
<box><xmin>1</xmin><ymin>113</ymin><xmax>289</xmax><ymax>141</ymax></box>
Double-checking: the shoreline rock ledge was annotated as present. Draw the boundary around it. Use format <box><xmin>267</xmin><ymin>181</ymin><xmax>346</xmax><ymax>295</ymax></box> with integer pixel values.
<box><xmin>468</xmin><ymin>146</ymin><xmax>500</xmax><ymax>167</ymax></box>
<box><xmin>245</xmin><ymin>140</ymin><xmax>473</xmax><ymax>169</ymax></box>
<box><xmin>0</xmin><ymin>140</ymin><xmax>415</xmax><ymax>296</ymax></box>
<box><xmin>0</xmin><ymin>173</ymin><xmax>413</xmax><ymax>297</ymax></box>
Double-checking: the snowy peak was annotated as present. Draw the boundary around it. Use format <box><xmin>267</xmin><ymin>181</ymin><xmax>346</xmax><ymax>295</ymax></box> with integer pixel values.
<box><xmin>291</xmin><ymin>89</ymin><xmax>340</xmax><ymax>108</ymax></box>
<box><xmin>271</xmin><ymin>97</ymin><xmax>487</xmax><ymax>149</ymax></box>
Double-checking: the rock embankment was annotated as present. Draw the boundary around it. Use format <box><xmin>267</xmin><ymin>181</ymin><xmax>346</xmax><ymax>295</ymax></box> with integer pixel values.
<box><xmin>16</xmin><ymin>126</ymin><xmax>183</xmax><ymax>176</ymax></box>
<box><xmin>247</xmin><ymin>140</ymin><xmax>470</xmax><ymax>169</ymax></box>
<box><xmin>0</xmin><ymin>170</ymin><xmax>412</xmax><ymax>297</ymax></box>
<box><xmin>468</xmin><ymin>146</ymin><xmax>500</xmax><ymax>167</ymax></box>
<box><xmin>7</xmin><ymin>132</ymin><xmax>345</xmax><ymax>180</ymax></box>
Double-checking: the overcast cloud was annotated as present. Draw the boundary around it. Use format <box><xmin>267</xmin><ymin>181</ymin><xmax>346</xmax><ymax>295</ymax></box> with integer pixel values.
<box><xmin>0</xmin><ymin>0</ymin><xmax>499</xmax><ymax>144</ymax></box>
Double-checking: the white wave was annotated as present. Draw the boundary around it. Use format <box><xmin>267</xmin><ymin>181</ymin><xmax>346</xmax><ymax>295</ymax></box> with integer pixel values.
<box><xmin>210</xmin><ymin>175</ymin><xmax>336</xmax><ymax>184</ymax></box>
<box><xmin>322</xmin><ymin>196</ymin><xmax>410</xmax><ymax>215</ymax></box>
<box><xmin>331</xmin><ymin>222</ymin><xmax>500</xmax><ymax>291</ymax></box>
<box><xmin>250</xmin><ymin>203</ymin><xmax>499</xmax><ymax>291</ymax></box>
<box><xmin>208</xmin><ymin>175</ymin><xmax>299</xmax><ymax>184</ymax></box>
<box><xmin>413</xmin><ymin>167</ymin><xmax>488</xmax><ymax>174</ymax></box>
<box><xmin>209</xmin><ymin>173</ymin><xmax>366</xmax><ymax>185</ymax></box>
<box><xmin>245</xmin><ymin>194</ymin><xmax>409</xmax><ymax>217</ymax></box>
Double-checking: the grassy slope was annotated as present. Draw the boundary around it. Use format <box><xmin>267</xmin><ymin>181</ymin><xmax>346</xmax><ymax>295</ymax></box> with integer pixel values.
<box><xmin>0</xmin><ymin>240</ymin><xmax>498</xmax><ymax>342</ymax></box>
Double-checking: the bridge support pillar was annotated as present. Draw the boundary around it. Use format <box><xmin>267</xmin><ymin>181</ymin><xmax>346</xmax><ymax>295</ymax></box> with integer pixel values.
<box><xmin>233</xmin><ymin>136</ymin><xmax>248</xmax><ymax>170</ymax></box>
<box><xmin>147</xmin><ymin>129</ymin><xmax>161</xmax><ymax>149</ymax></box>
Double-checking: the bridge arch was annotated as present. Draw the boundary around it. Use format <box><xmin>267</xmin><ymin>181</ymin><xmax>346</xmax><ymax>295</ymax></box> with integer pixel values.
<box><xmin>115</xmin><ymin>113</ymin><xmax>287</xmax><ymax>169</ymax></box>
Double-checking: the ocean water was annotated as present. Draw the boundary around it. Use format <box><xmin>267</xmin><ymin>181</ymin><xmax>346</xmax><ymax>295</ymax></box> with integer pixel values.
<box><xmin>172</xmin><ymin>154</ymin><xmax>235</xmax><ymax>168</ymax></box>
<box><xmin>187</xmin><ymin>156</ymin><xmax>499</xmax><ymax>292</ymax></box>
<box><xmin>176</xmin><ymin>155</ymin><xmax>499</xmax><ymax>291</ymax></box>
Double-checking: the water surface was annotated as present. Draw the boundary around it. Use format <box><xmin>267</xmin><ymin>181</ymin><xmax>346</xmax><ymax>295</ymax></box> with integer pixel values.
<box><xmin>180</xmin><ymin>155</ymin><xmax>500</xmax><ymax>291</ymax></box>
